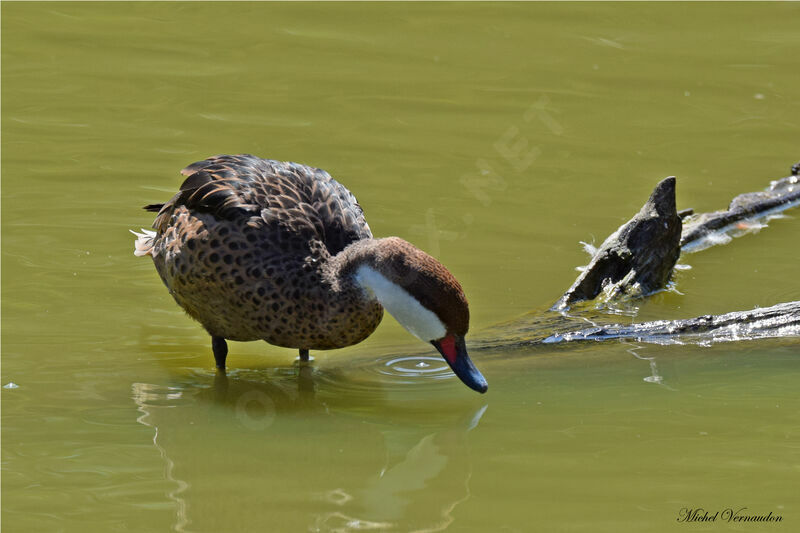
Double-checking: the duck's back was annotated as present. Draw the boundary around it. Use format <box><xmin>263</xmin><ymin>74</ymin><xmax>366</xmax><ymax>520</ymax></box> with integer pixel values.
<box><xmin>147</xmin><ymin>155</ymin><xmax>382</xmax><ymax>347</ymax></box>
<box><xmin>153</xmin><ymin>154</ymin><xmax>372</xmax><ymax>255</ymax></box>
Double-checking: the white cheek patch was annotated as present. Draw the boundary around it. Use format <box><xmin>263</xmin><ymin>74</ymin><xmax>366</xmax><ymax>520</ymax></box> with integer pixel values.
<box><xmin>354</xmin><ymin>265</ymin><xmax>446</xmax><ymax>342</ymax></box>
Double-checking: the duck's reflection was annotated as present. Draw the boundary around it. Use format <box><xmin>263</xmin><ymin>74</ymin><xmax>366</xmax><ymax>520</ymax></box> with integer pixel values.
<box><xmin>132</xmin><ymin>365</ymin><xmax>487</xmax><ymax>533</ymax></box>
<box><xmin>314</xmin><ymin>404</ymin><xmax>488</xmax><ymax>533</ymax></box>
<box><xmin>209</xmin><ymin>362</ymin><xmax>320</xmax><ymax>424</ymax></box>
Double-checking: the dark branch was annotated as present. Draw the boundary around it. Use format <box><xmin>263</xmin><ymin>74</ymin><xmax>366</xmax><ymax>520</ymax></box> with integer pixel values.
<box><xmin>543</xmin><ymin>301</ymin><xmax>800</xmax><ymax>345</ymax></box>
<box><xmin>681</xmin><ymin>174</ymin><xmax>800</xmax><ymax>250</ymax></box>
<box><xmin>553</xmin><ymin>177</ymin><xmax>682</xmax><ymax>310</ymax></box>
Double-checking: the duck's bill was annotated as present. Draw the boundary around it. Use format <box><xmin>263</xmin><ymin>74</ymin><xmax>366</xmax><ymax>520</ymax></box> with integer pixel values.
<box><xmin>431</xmin><ymin>335</ymin><xmax>488</xmax><ymax>394</ymax></box>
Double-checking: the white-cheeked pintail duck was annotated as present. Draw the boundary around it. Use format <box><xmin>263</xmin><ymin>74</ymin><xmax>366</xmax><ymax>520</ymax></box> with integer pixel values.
<box><xmin>132</xmin><ymin>154</ymin><xmax>487</xmax><ymax>392</ymax></box>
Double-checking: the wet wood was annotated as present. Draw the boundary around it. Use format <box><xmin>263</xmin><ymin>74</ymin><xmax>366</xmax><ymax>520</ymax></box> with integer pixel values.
<box><xmin>681</xmin><ymin>174</ymin><xmax>800</xmax><ymax>249</ymax></box>
<box><xmin>542</xmin><ymin>301</ymin><xmax>800</xmax><ymax>345</ymax></box>
<box><xmin>552</xmin><ymin>177</ymin><xmax>682</xmax><ymax>310</ymax></box>
<box><xmin>554</xmin><ymin>164</ymin><xmax>800</xmax><ymax>310</ymax></box>
<box><xmin>544</xmin><ymin>161</ymin><xmax>800</xmax><ymax>345</ymax></box>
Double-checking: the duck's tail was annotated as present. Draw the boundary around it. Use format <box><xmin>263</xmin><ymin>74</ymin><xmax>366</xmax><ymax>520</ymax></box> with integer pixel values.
<box><xmin>130</xmin><ymin>228</ymin><xmax>156</xmax><ymax>257</ymax></box>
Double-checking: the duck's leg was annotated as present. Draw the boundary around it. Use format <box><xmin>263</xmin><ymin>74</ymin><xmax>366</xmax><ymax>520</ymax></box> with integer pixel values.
<box><xmin>212</xmin><ymin>336</ymin><xmax>228</xmax><ymax>370</ymax></box>
<box><xmin>299</xmin><ymin>348</ymin><xmax>310</xmax><ymax>362</ymax></box>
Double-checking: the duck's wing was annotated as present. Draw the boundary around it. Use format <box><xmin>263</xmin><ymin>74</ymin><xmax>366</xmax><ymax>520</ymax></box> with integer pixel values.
<box><xmin>151</xmin><ymin>154</ymin><xmax>372</xmax><ymax>255</ymax></box>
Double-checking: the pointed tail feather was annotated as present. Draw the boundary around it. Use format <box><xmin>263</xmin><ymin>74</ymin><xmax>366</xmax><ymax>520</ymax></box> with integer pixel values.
<box><xmin>130</xmin><ymin>228</ymin><xmax>157</xmax><ymax>257</ymax></box>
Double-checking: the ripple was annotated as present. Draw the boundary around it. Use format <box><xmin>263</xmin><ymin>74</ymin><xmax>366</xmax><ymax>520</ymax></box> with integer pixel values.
<box><xmin>305</xmin><ymin>353</ymin><xmax>462</xmax><ymax>402</ymax></box>
<box><xmin>376</xmin><ymin>355</ymin><xmax>455</xmax><ymax>382</ymax></box>
<box><xmin>381</xmin><ymin>356</ymin><xmax>451</xmax><ymax>377</ymax></box>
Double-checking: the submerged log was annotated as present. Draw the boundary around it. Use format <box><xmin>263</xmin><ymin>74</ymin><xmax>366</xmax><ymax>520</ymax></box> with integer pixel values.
<box><xmin>542</xmin><ymin>301</ymin><xmax>800</xmax><ymax>345</ymax></box>
<box><xmin>681</xmin><ymin>174</ymin><xmax>800</xmax><ymax>250</ymax></box>
<box><xmin>552</xmin><ymin>177</ymin><xmax>682</xmax><ymax>310</ymax></box>
<box><xmin>554</xmin><ymin>164</ymin><xmax>800</xmax><ymax>310</ymax></box>
<box><xmin>540</xmin><ymin>161</ymin><xmax>800</xmax><ymax>346</ymax></box>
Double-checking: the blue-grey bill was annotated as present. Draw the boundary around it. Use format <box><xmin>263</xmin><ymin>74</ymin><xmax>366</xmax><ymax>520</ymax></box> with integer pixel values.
<box><xmin>432</xmin><ymin>336</ymin><xmax>488</xmax><ymax>394</ymax></box>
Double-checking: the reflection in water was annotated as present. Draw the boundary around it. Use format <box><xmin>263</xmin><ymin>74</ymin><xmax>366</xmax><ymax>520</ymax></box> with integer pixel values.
<box><xmin>132</xmin><ymin>367</ymin><xmax>320</xmax><ymax>532</ymax></box>
<box><xmin>625</xmin><ymin>343</ymin><xmax>678</xmax><ymax>391</ymax></box>
<box><xmin>133</xmin><ymin>382</ymin><xmax>191</xmax><ymax>533</ymax></box>
<box><xmin>313</xmin><ymin>405</ymin><xmax>488</xmax><ymax>533</ymax></box>
<box><xmin>131</xmin><ymin>363</ymin><xmax>487</xmax><ymax>533</ymax></box>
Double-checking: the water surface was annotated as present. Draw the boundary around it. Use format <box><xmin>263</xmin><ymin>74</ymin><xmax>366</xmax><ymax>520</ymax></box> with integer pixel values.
<box><xmin>3</xmin><ymin>3</ymin><xmax>799</xmax><ymax>532</ymax></box>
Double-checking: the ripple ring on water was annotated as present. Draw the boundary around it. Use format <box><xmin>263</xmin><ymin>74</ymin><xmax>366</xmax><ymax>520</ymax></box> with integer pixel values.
<box><xmin>378</xmin><ymin>356</ymin><xmax>453</xmax><ymax>380</ymax></box>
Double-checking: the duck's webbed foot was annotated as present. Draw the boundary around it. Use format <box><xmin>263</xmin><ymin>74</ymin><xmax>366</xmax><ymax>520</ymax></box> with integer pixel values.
<box><xmin>212</xmin><ymin>336</ymin><xmax>228</xmax><ymax>370</ymax></box>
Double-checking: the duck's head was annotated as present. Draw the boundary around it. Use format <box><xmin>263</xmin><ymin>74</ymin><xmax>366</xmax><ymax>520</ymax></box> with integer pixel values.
<box><xmin>353</xmin><ymin>237</ymin><xmax>488</xmax><ymax>393</ymax></box>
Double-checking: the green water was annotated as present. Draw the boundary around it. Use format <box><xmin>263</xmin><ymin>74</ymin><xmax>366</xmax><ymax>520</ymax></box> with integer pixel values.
<box><xmin>3</xmin><ymin>3</ymin><xmax>799</xmax><ymax>532</ymax></box>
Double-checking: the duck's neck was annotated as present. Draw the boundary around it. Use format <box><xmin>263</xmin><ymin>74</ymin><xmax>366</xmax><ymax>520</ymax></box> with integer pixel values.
<box><xmin>326</xmin><ymin>237</ymin><xmax>447</xmax><ymax>342</ymax></box>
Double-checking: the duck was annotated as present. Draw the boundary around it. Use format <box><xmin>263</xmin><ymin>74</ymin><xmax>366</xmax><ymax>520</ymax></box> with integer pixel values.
<box><xmin>132</xmin><ymin>154</ymin><xmax>487</xmax><ymax>393</ymax></box>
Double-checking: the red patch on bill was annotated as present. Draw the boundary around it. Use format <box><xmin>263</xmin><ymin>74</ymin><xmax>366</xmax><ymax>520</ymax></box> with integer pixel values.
<box><xmin>439</xmin><ymin>335</ymin><xmax>457</xmax><ymax>365</ymax></box>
